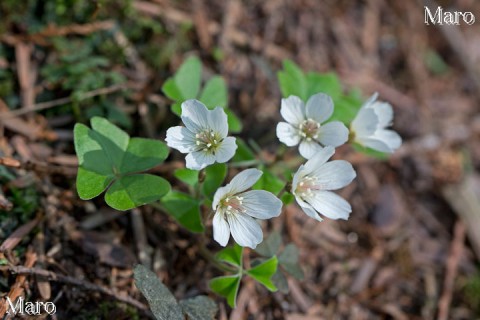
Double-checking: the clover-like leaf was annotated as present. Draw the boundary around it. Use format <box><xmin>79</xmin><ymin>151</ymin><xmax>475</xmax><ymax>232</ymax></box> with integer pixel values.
<box><xmin>120</xmin><ymin>138</ymin><xmax>169</xmax><ymax>174</ymax></box>
<box><xmin>160</xmin><ymin>191</ymin><xmax>204</xmax><ymax>232</ymax></box>
<box><xmin>271</xmin><ymin>269</ymin><xmax>289</xmax><ymax>293</ymax></box>
<box><xmin>216</xmin><ymin>244</ymin><xmax>243</xmax><ymax>268</ymax></box>
<box><xmin>306</xmin><ymin>72</ymin><xmax>342</xmax><ymax>99</ymax></box>
<box><xmin>209</xmin><ymin>275</ymin><xmax>241</xmax><ymax>308</ymax></box>
<box><xmin>330</xmin><ymin>94</ymin><xmax>363</xmax><ymax>125</ymax></box>
<box><xmin>232</xmin><ymin>138</ymin><xmax>256</xmax><ymax>163</ymax></box>
<box><xmin>133</xmin><ymin>264</ymin><xmax>183</xmax><ymax>320</ymax></box>
<box><xmin>179</xmin><ymin>296</ymin><xmax>218</xmax><ymax>320</ymax></box>
<box><xmin>105</xmin><ymin>174</ymin><xmax>170</xmax><ymax>211</ymax></box>
<box><xmin>278</xmin><ymin>244</ymin><xmax>304</xmax><ymax>280</ymax></box>
<box><xmin>161</xmin><ymin>56</ymin><xmax>242</xmax><ymax>132</ymax></box>
<box><xmin>247</xmin><ymin>256</ymin><xmax>278</xmax><ymax>292</ymax></box>
<box><xmin>76</xmin><ymin>166</ymin><xmax>114</xmax><ymax>200</ymax></box>
<box><xmin>252</xmin><ymin>167</ymin><xmax>285</xmax><ymax>195</ymax></box>
<box><xmin>280</xmin><ymin>192</ymin><xmax>295</xmax><ymax>205</ymax></box>
<box><xmin>174</xmin><ymin>56</ymin><xmax>202</xmax><ymax>99</ymax></box>
<box><xmin>74</xmin><ymin>117</ymin><xmax>170</xmax><ymax>211</ymax></box>
<box><xmin>255</xmin><ymin>231</ymin><xmax>281</xmax><ymax>258</ymax></box>
<box><xmin>202</xmin><ymin>163</ymin><xmax>227</xmax><ymax>199</ymax></box>
<box><xmin>199</xmin><ymin>76</ymin><xmax>227</xmax><ymax>108</ymax></box>
<box><xmin>174</xmin><ymin>168</ymin><xmax>199</xmax><ymax>187</ymax></box>
<box><xmin>277</xmin><ymin>60</ymin><xmax>308</xmax><ymax>101</ymax></box>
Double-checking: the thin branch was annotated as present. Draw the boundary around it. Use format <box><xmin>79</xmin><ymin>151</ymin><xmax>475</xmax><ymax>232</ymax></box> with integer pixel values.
<box><xmin>0</xmin><ymin>82</ymin><xmax>135</xmax><ymax>119</ymax></box>
<box><xmin>8</xmin><ymin>266</ymin><xmax>154</xmax><ymax>319</ymax></box>
<box><xmin>437</xmin><ymin>220</ymin><xmax>466</xmax><ymax>320</ymax></box>
<box><xmin>0</xmin><ymin>156</ymin><xmax>76</xmax><ymax>176</ymax></box>
<box><xmin>198</xmin><ymin>240</ymin><xmax>238</xmax><ymax>274</ymax></box>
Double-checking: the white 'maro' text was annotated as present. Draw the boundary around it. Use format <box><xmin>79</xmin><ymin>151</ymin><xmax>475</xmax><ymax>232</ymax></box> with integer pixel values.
<box><xmin>425</xmin><ymin>6</ymin><xmax>475</xmax><ymax>25</ymax></box>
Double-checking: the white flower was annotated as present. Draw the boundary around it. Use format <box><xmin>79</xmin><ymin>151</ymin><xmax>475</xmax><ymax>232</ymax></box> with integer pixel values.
<box><xmin>350</xmin><ymin>93</ymin><xmax>402</xmax><ymax>153</ymax></box>
<box><xmin>212</xmin><ymin>168</ymin><xmax>283</xmax><ymax>249</ymax></box>
<box><xmin>165</xmin><ymin>99</ymin><xmax>237</xmax><ymax>170</ymax></box>
<box><xmin>292</xmin><ymin>146</ymin><xmax>356</xmax><ymax>221</ymax></box>
<box><xmin>276</xmin><ymin>93</ymin><xmax>349</xmax><ymax>159</ymax></box>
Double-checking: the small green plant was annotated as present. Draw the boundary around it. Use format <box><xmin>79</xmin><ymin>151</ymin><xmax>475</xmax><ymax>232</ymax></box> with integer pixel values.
<box><xmin>162</xmin><ymin>56</ymin><xmax>242</xmax><ymax>132</ymax></box>
<box><xmin>0</xmin><ymin>166</ymin><xmax>39</xmax><ymax>239</ymax></box>
<box><xmin>210</xmin><ymin>244</ymin><xmax>278</xmax><ymax>307</ymax></box>
<box><xmin>73</xmin><ymin>56</ymin><xmax>403</xmax><ymax>315</ymax></box>
<box><xmin>74</xmin><ymin>117</ymin><xmax>170</xmax><ymax>210</ymax></box>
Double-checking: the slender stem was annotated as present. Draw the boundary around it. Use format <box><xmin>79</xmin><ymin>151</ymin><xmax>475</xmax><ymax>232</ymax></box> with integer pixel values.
<box><xmin>228</xmin><ymin>159</ymin><xmax>262</xmax><ymax>168</ymax></box>
<box><xmin>198</xmin><ymin>237</ymin><xmax>237</xmax><ymax>273</ymax></box>
<box><xmin>247</xmin><ymin>139</ymin><xmax>267</xmax><ymax>165</ymax></box>
<box><xmin>151</xmin><ymin>202</ymin><xmax>237</xmax><ymax>273</ymax></box>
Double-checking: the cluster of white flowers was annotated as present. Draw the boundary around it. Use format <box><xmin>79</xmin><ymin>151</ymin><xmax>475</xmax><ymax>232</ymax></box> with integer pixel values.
<box><xmin>166</xmin><ymin>93</ymin><xmax>401</xmax><ymax>248</ymax></box>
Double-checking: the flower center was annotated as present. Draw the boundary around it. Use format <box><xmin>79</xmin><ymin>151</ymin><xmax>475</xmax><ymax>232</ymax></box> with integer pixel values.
<box><xmin>220</xmin><ymin>196</ymin><xmax>246</xmax><ymax>215</ymax></box>
<box><xmin>195</xmin><ymin>129</ymin><xmax>222</xmax><ymax>153</ymax></box>
<box><xmin>299</xmin><ymin>119</ymin><xmax>320</xmax><ymax>141</ymax></box>
<box><xmin>295</xmin><ymin>176</ymin><xmax>318</xmax><ymax>199</ymax></box>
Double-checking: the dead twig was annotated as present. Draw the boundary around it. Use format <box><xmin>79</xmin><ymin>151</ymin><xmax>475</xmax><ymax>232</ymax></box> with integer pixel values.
<box><xmin>0</xmin><ymin>156</ymin><xmax>76</xmax><ymax>176</ymax></box>
<box><xmin>7</xmin><ymin>266</ymin><xmax>153</xmax><ymax>318</ymax></box>
<box><xmin>0</xmin><ymin>82</ymin><xmax>135</xmax><ymax>120</ymax></box>
<box><xmin>15</xmin><ymin>42</ymin><xmax>37</xmax><ymax>120</ymax></box>
<box><xmin>0</xmin><ymin>189</ymin><xmax>13</xmax><ymax>211</ymax></box>
<box><xmin>0</xmin><ymin>20</ymin><xmax>116</xmax><ymax>46</ymax></box>
<box><xmin>0</xmin><ymin>217</ymin><xmax>42</xmax><ymax>253</ymax></box>
<box><xmin>192</xmin><ymin>0</ymin><xmax>213</xmax><ymax>51</ymax></box>
<box><xmin>0</xmin><ymin>250</ymin><xmax>37</xmax><ymax>317</ymax></box>
<box><xmin>437</xmin><ymin>220</ymin><xmax>466</xmax><ymax>320</ymax></box>
<box><xmin>442</xmin><ymin>175</ymin><xmax>480</xmax><ymax>260</ymax></box>
<box><xmin>133</xmin><ymin>0</ymin><xmax>290</xmax><ymax>61</ymax></box>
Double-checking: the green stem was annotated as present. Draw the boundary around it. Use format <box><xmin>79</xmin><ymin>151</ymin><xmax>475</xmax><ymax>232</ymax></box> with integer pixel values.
<box><xmin>151</xmin><ymin>203</ymin><xmax>236</xmax><ymax>273</ymax></box>
<box><xmin>229</xmin><ymin>159</ymin><xmax>262</xmax><ymax>168</ymax></box>
<box><xmin>198</xmin><ymin>237</ymin><xmax>237</xmax><ymax>273</ymax></box>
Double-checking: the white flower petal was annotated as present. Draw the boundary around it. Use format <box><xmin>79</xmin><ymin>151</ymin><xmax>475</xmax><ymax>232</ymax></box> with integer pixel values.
<box><xmin>356</xmin><ymin>136</ymin><xmax>392</xmax><ymax>153</ymax></box>
<box><xmin>276</xmin><ymin>122</ymin><xmax>301</xmax><ymax>146</ymax></box>
<box><xmin>295</xmin><ymin>197</ymin><xmax>323</xmax><ymax>222</ymax></box>
<box><xmin>306</xmin><ymin>190</ymin><xmax>351</xmax><ymax>220</ymax></box>
<box><xmin>351</xmin><ymin>107</ymin><xmax>379</xmax><ymax>137</ymax></box>
<box><xmin>225</xmin><ymin>168</ymin><xmax>263</xmax><ymax>194</ymax></box>
<box><xmin>208</xmin><ymin>107</ymin><xmax>229</xmax><ymax>137</ymax></box>
<box><xmin>372</xmin><ymin>129</ymin><xmax>402</xmax><ymax>151</ymax></box>
<box><xmin>280</xmin><ymin>96</ymin><xmax>306</xmax><ymax>126</ymax></box>
<box><xmin>239</xmin><ymin>190</ymin><xmax>283</xmax><ymax>219</ymax></box>
<box><xmin>213</xmin><ymin>213</ymin><xmax>230</xmax><ymax>246</ymax></box>
<box><xmin>310</xmin><ymin>160</ymin><xmax>356</xmax><ymax>190</ymax></box>
<box><xmin>299</xmin><ymin>140</ymin><xmax>324</xmax><ymax>159</ymax></box>
<box><xmin>185</xmin><ymin>150</ymin><xmax>216</xmax><ymax>170</ymax></box>
<box><xmin>215</xmin><ymin>137</ymin><xmax>237</xmax><ymax>163</ymax></box>
<box><xmin>165</xmin><ymin>126</ymin><xmax>197</xmax><ymax>153</ymax></box>
<box><xmin>226</xmin><ymin>212</ymin><xmax>263</xmax><ymax>249</ymax></box>
<box><xmin>362</xmin><ymin>93</ymin><xmax>379</xmax><ymax>108</ymax></box>
<box><xmin>301</xmin><ymin>146</ymin><xmax>335</xmax><ymax>175</ymax></box>
<box><xmin>305</xmin><ymin>93</ymin><xmax>334</xmax><ymax>124</ymax></box>
<box><xmin>372</xmin><ymin>102</ymin><xmax>394</xmax><ymax>128</ymax></box>
<box><xmin>212</xmin><ymin>185</ymin><xmax>231</xmax><ymax>210</ymax></box>
<box><xmin>181</xmin><ymin>99</ymin><xmax>210</xmax><ymax>133</ymax></box>
<box><xmin>291</xmin><ymin>164</ymin><xmax>304</xmax><ymax>194</ymax></box>
<box><xmin>317</xmin><ymin>121</ymin><xmax>349</xmax><ymax>147</ymax></box>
